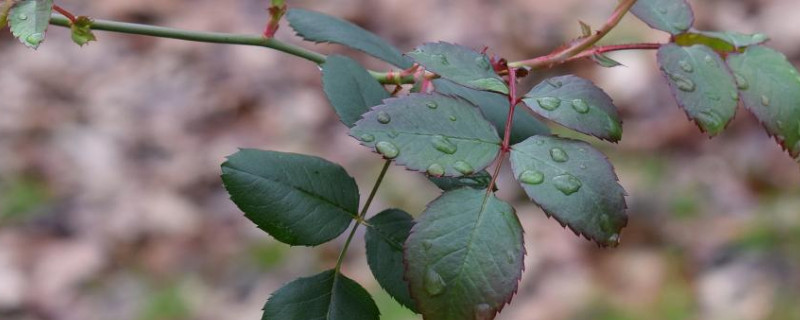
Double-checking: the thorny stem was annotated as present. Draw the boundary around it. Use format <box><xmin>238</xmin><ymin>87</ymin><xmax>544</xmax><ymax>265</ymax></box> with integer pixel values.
<box><xmin>334</xmin><ymin>160</ymin><xmax>391</xmax><ymax>273</ymax></box>
<box><xmin>487</xmin><ymin>67</ymin><xmax>520</xmax><ymax>193</ymax></box>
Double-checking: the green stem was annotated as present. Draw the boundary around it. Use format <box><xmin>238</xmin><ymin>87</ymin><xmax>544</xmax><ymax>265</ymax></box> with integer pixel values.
<box><xmin>49</xmin><ymin>14</ymin><xmax>327</xmax><ymax>65</ymax></box>
<box><xmin>334</xmin><ymin>160</ymin><xmax>391</xmax><ymax>273</ymax></box>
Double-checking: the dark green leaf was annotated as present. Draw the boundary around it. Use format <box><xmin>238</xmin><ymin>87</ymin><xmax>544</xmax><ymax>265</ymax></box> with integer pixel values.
<box><xmin>70</xmin><ymin>16</ymin><xmax>96</xmax><ymax>46</ymax></box>
<box><xmin>221</xmin><ymin>149</ymin><xmax>358</xmax><ymax>246</ymax></box>
<box><xmin>262</xmin><ymin>270</ymin><xmax>380</xmax><ymax>320</ymax></box>
<box><xmin>428</xmin><ymin>170</ymin><xmax>493</xmax><ymax>191</ymax></box>
<box><xmin>434</xmin><ymin>79</ymin><xmax>550</xmax><ymax>145</ymax></box>
<box><xmin>404</xmin><ymin>188</ymin><xmax>525</xmax><ymax>320</ymax></box>
<box><xmin>8</xmin><ymin>0</ymin><xmax>53</xmax><ymax>49</ymax></box>
<box><xmin>286</xmin><ymin>8</ymin><xmax>412</xmax><ymax>68</ymax></box>
<box><xmin>350</xmin><ymin>93</ymin><xmax>501</xmax><ymax>177</ymax></box>
<box><xmin>657</xmin><ymin>44</ymin><xmax>739</xmax><ymax>136</ymax></box>
<box><xmin>408</xmin><ymin>42</ymin><xmax>508</xmax><ymax>94</ymax></box>
<box><xmin>510</xmin><ymin>136</ymin><xmax>627</xmax><ymax>246</ymax></box>
<box><xmin>630</xmin><ymin>0</ymin><xmax>693</xmax><ymax>35</ymax></box>
<box><xmin>727</xmin><ymin>45</ymin><xmax>800</xmax><ymax>158</ymax></box>
<box><xmin>322</xmin><ymin>55</ymin><xmax>390</xmax><ymax>127</ymax></box>
<box><xmin>522</xmin><ymin>75</ymin><xmax>623</xmax><ymax>142</ymax></box>
<box><xmin>674</xmin><ymin>31</ymin><xmax>769</xmax><ymax>52</ymax></box>
<box><xmin>365</xmin><ymin>209</ymin><xmax>418</xmax><ymax>313</ymax></box>
<box><xmin>592</xmin><ymin>53</ymin><xmax>624</xmax><ymax>68</ymax></box>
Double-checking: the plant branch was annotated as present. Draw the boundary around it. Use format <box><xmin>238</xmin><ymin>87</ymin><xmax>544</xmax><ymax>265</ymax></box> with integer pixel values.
<box><xmin>334</xmin><ymin>160</ymin><xmax>391</xmax><ymax>273</ymax></box>
<box><xmin>52</xmin><ymin>5</ymin><xmax>76</xmax><ymax>23</ymax></box>
<box><xmin>487</xmin><ymin>67</ymin><xmax>520</xmax><ymax>192</ymax></box>
<box><xmin>508</xmin><ymin>0</ymin><xmax>638</xmax><ymax>69</ymax></box>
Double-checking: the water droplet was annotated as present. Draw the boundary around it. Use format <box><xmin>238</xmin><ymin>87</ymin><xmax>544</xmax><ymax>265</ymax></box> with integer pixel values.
<box><xmin>25</xmin><ymin>33</ymin><xmax>44</xmax><ymax>46</ymax></box>
<box><xmin>607</xmin><ymin>234</ymin><xmax>621</xmax><ymax>247</ymax></box>
<box><xmin>376</xmin><ymin>141</ymin><xmax>399</xmax><ymax>159</ymax></box>
<box><xmin>427</xmin><ymin>163</ymin><xmax>445</xmax><ymax>176</ymax></box>
<box><xmin>679</xmin><ymin>60</ymin><xmax>694</xmax><ymax>73</ymax></box>
<box><xmin>579</xmin><ymin>164</ymin><xmax>587</xmax><ymax>169</ymax></box>
<box><xmin>545</xmin><ymin>79</ymin><xmax>563</xmax><ymax>88</ymax></box>
<box><xmin>657</xmin><ymin>7</ymin><xmax>668</xmax><ymax>14</ymax></box>
<box><xmin>730</xmin><ymin>91</ymin><xmax>739</xmax><ymax>100</ymax></box>
<box><xmin>426</xmin><ymin>102</ymin><xmax>438</xmax><ymax>109</ymax></box>
<box><xmin>669</xmin><ymin>73</ymin><xmax>695</xmax><ymax>92</ymax></box>
<box><xmin>696</xmin><ymin>111</ymin><xmax>722</xmax><ymax>130</ymax></box>
<box><xmin>474</xmin><ymin>303</ymin><xmax>494</xmax><ymax>320</ymax></box>
<box><xmin>449</xmin><ymin>115</ymin><xmax>457</xmax><ymax>122</ymax></box>
<box><xmin>475</xmin><ymin>56</ymin><xmax>491</xmax><ymax>70</ymax></box>
<box><xmin>707</xmin><ymin>93</ymin><xmax>721</xmax><ymax>101</ymax></box>
<box><xmin>553</xmin><ymin>174</ymin><xmax>582</xmax><ymax>195</ymax></box>
<box><xmin>359</xmin><ymin>134</ymin><xmax>375</xmax><ymax>142</ymax></box>
<box><xmin>550</xmin><ymin>147</ymin><xmax>569</xmax><ymax>162</ymax></box>
<box><xmin>18</xmin><ymin>13</ymin><xmax>28</xmax><ymax>20</ymax></box>
<box><xmin>376</xmin><ymin>111</ymin><xmax>391</xmax><ymax>124</ymax></box>
<box><xmin>519</xmin><ymin>170</ymin><xmax>544</xmax><ymax>185</ymax></box>
<box><xmin>704</xmin><ymin>55</ymin><xmax>716</xmax><ymax>66</ymax></box>
<box><xmin>505</xmin><ymin>250</ymin><xmax>515</xmax><ymax>264</ymax></box>
<box><xmin>734</xmin><ymin>73</ymin><xmax>749</xmax><ymax>90</ymax></box>
<box><xmin>761</xmin><ymin>95</ymin><xmax>770</xmax><ymax>107</ymax></box>
<box><xmin>537</xmin><ymin>97</ymin><xmax>561</xmax><ymax>111</ymax></box>
<box><xmin>422</xmin><ymin>240</ymin><xmax>433</xmax><ymax>251</ymax></box>
<box><xmin>571</xmin><ymin>99</ymin><xmax>590</xmax><ymax>114</ymax></box>
<box><xmin>387</xmin><ymin>129</ymin><xmax>400</xmax><ymax>138</ymax></box>
<box><xmin>453</xmin><ymin>161</ymin><xmax>474</xmax><ymax>175</ymax></box>
<box><xmin>423</xmin><ymin>268</ymin><xmax>446</xmax><ymax>296</ymax></box>
<box><xmin>431</xmin><ymin>135</ymin><xmax>457</xmax><ymax>154</ymax></box>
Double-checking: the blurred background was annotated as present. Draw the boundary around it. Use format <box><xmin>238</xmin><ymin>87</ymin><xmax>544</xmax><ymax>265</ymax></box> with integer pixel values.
<box><xmin>1</xmin><ymin>0</ymin><xmax>799</xmax><ymax>319</ymax></box>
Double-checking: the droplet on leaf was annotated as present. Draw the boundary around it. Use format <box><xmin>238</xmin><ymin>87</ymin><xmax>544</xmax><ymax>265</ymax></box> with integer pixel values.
<box><xmin>537</xmin><ymin>97</ymin><xmax>561</xmax><ymax>111</ymax></box>
<box><xmin>678</xmin><ymin>60</ymin><xmax>694</xmax><ymax>73</ymax></box>
<box><xmin>696</xmin><ymin>111</ymin><xmax>723</xmax><ymax>130</ymax></box>
<box><xmin>376</xmin><ymin>141</ymin><xmax>399</xmax><ymax>159</ymax></box>
<box><xmin>734</xmin><ymin>73</ymin><xmax>749</xmax><ymax>90</ymax></box>
<box><xmin>453</xmin><ymin>161</ymin><xmax>474</xmax><ymax>175</ymax></box>
<box><xmin>549</xmin><ymin>147</ymin><xmax>569</xmax><ymax>163</ymax></box>
<box><xmin>449</xmin><ymin>115</ymin><xmax>457</xmax><ymax>122</ymax></box>
<box><xmin>607</xmin><ymin>234</ymin><xmax>621</xmax><ymax>247</ymax></box>
<box><xmin>426</xmin><ymin>102</ymin><xmax>438</xmax><ymax>109</ymax></box>
<box><xmin>761</xmin><ymin>95</ymin><xmax>770</xmax><ymax>107</ymax></box>
<box><xmin>18</xmin><ymin>14</ymin><xmax>28</xmax><ymax>20</ymax></box>
<box><xmin>474</xmin><ymin>303</ymin><xmax>494</xmax><ymax>320</ymax></box>
<box><xmin>545</xmin><ymin>79</ymin><xmax>563</xmax><ymax>88</ymax></box>
<box><xmin>359</xmin><ymin>134</ymin><xmax>375</xmax><ymax>142</ymax></box>
<box><xmin>431</xmin><ymin>135</ymin><xmax>457</xmax><ymax>154</ymax></box>
<box><xmin>427</xmin><ymin>163</ymin><xmax>445</xmax><ymax>176</ymax></box>
<box><xmin>423</xmin><ymin>267</ymin><xmax>446</xmax><ymax>296</ymax></box>
<box><xmin>571</xmin><ymin>99</ymin><xmax>590</xmax><ymax>114</ymax></box>
<box><xmin>377</xmin><ymin>111</ymin><xmax>391</xmax><ymax>124</ymax></box>
<box><xmin>553</xmin><ymin>174</ymin><xmax>582</xmax><ymax>195</ymax></box>
<box><xmin>669</xmin><ymin>73</ymin><xmax>696</xmax><ymax>92</ymax></box>
<box><xmin>25</xmin><ymin>33</ymin><xmax>45</xmax><ymax>46</ymax></box>
<box><xmin>519</xmin><ymin>170</ymin><xmax>544</xmax><ymax>185</ymax></box>
<box><xmin>704</xmin><ymin>55</ymin><xmax>716</xmax><ymax>66</ymax></box>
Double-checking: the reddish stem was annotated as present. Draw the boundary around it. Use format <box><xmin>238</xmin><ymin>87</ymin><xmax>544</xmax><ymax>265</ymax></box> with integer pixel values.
<box><xmin>52</xmin><ymin>4</ymin><xmax>76</xmax><ymax>24</ymax></box>
<box><xmin>263</xmin><ymin>4</ymin><xmax>287</xmax><ymax>38</ymax></box>
<box><xmin>513</xmin><ymin>43</ymin><xmax>661</xmax><ymax>70</ymax></box>
<box><xmin>487</xmin><ymin>67</ymin><xmax>519</xmax><ymax>193</ymax></box>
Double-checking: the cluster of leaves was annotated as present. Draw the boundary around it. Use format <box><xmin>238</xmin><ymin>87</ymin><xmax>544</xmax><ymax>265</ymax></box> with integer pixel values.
<box><xmin>5</xmin><ymin>0</ymin><xmax>800</xmax><ymax>319</ymax></box>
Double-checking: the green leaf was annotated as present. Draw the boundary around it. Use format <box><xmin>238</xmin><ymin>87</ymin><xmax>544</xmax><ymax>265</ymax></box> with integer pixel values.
<box><xmin>591</xmin><ymin>53</ymin><xmax>624</xmax><ymax>68</ymax></box>
<box><xmin>286</xmin><ymin>8</ymin><xmax>412</xmax><ymax>68</ymax></box>
<box><xmin>657</xmin><ymin>44</ymin><xmax>739</xmax><ymax>136</ymax></box>
<box><xmin>70</xmin><ymin>16</ymin><xmax>96</xmax><ymax>46</ymax></box>
<box><xmin>404</xmin><ymin>188</ymin><xmax>525</xmax><ymax>320</ymax></box>
<box><xmin>428</xmin><ymin>170</ymin><xmax>493</xmax><ymax>191</ymax></box>
<box><xmin>510</xmin><ymin>136</ymin><xmax>627</xmax><ymax>246</ymax></box>
<box><xmin>221</xmin><ymin>149</ymin><xmax>358</xmax><ymax>246</ymax></box>
<box><xmin>630</xmin><ymin>0</ymin><xmax>693</xmax><ymax>35</ymax></box>
<box><xmin>674</xmin><ymin>31</ymin><xmax>769</xmax><ymax>52</ymax></box>
<box><xmin>322</xmin><ymin>55</ymin><xmax>390</xmax><ymax>127</ymax></box>
<box><xmin>727</xmin><ymin>45</ymin><xmax>800</xmax><ymax>158</ymax></box>
<box><xmin>350</xmin><ymin>93</ymin><xmax>502</xmax><ymax>177</ymax></box>
<box><xmin>262</xmin><ymin>270</ymin><xmax>380</xmax><ymax>320</ymax></box>
<box><xmin>8</xmin><ymin>0</ymin><xmax>53</xmax><ymax>49</ymax></box>
<box><xmin>522</xmin><ymin>75</ymin><xmax>623</xmax><ymax>142</ymax></box>
<box><xmin>365</xmin><ymin>209</ymin><xmax>418</xmax><ymax>313</ymax></box>
<box><xmin>434</xmin><ymin>79</ymin><xmax>550</xmax><ymax>145</ymax></box>
<box><xmin>408</xmin><ymin>42</ymin><xmax>508</xmax><ymax>94</ymax></box>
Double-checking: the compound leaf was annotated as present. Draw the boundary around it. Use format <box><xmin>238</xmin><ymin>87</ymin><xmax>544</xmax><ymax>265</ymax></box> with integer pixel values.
<box><xmin>657</xmin><ymin>44</ymin><xmax>739</xmax><ymax>136</ymax></box>
<box><xmin>286</xmin><ymin>8</ymin><xmax>412</xmax><ymax>68</ymax></box>
<box><xmin>221</xmin><ymin>149</ymin><xmax>358</xmax><ymax>246</ymax></box>
<box><xmin>630</xmin><ymin>0</ymin><xmax>693</xmax><ymax>35</ymax></box>
<box><xmin>262</xmin><ymin>270</ymin><xmax>380</xmax><ymax>320</ymax></box>
<box><xmin>727</xmin><ymin>45</ymin><xmax>800</xmax><ymax>158</ymax></box>
<box><xmin>350</xmin><ymin>93</ymin><xmax>501</xmax><ymax>177</ymax></box>
<box><xmin>404</xmin><ymin>188</ymin><xmax>525</xmax><ymax>320</ymax></box>
<box><xmin>365</xmin><ymin>209</ymin><xmax>418</xmax><ymax>313</ymax></box>
<box><xmin>434</xmin><ymin>79</ymin><xmax>550</xmax><ymax>145</ymax></box>
<box><xmin>428</xmin><ymin>170</ymin><xmax>493</xmax><ymax>192</ymax></box>
<box><xmin>322</xmin><ymin>55</ymin><xmax>390</xmax><ymax>127</ymax></box>
<box><xmin>408</xmin><ymin>42</ymin><xmax>508</xmax><ymax>94</ymax></box>
<box><xmin>8</xmin><ymin>0</ymin><xmax>53</xmax><ymax>49</ymax></box>
<box><xmin>522</xmin><ymin>75</ymin><xmax>623</xmax><ymax>142</ymax></box>
<box><xmin>675</xmin><ymin>31</ymin><xmax>769</xmax><ymax>52</ymax></box>
<box><xmin>510</xmin><ymin>136</ymin><xmax>627</xmax><ymax>247</ymax></box>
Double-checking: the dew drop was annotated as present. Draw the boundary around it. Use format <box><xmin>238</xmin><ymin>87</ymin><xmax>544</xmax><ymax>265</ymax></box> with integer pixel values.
<box><xmin>376</xmin><ymin>111</ymin><xmax>391</xmax><ymax>124</ymax></box>
<box><xmin>25</xmin><ymin>33</ymin><xmax>44</xmax><ymax>46</ymax></box>
<box><xmin>505</xmin><ymin>250</ymin><xmax>515</xmax><ymax>264</ymax></box>
<box><xmin>376</xmin><ymin>141</ymin><xmax>399</xmax><ymax>159</ymax></box>
<box><xmin>359</xmin><ymin>134</ymin><xmax>375</xmax><ymax>142</ymax></box>
<box><xmin>453</xmin><ymin>161</ymin><xmax>474</xmax><ymax>175</ymax></box>
<box><xmin>553</xmin><ymin>174</ymin><xmax>582</xmax><ymax>195</ymax></box>
<box><xmin>678</xmin><ymin>60</ymin><xmax>694</xmax><ymax>73</ymax></box>
<box><xmin>696</xmin><ymin>111</ymin><xmax>722</xmax><ymax>130</ymax></box>
<box><xmin>426</xmin><ymin>102</ymin><xmax>438</xmax><ymax>109</ymax></box>
<box><xmin>18</xmin><ymin>13</ymin><xmax>28</xmax><ymax>20</ymax></box>
<box><xmin>670</xmin><ymin>73</ymin><xmax>695</xmax><ymax>92</ymax></box>
<box><xmin>761</xmin><ymin>95</ymin><xmax>770</xmax><ymax>107</ymax></box>
<box><xmin>580</xmin><ymin>164</ymin><xmax>587</xmax><ymax>169</ymax></box>
<box><xmin>449</xmin><ymin>115</ymin><xmax>457</xmax><ymax>122</ymax></box>
<box><xmin>704</xmin><ymin>55</ymin><xmax>716</xmax><ymax>66</ymax></box>
<box><xmin>537</xmin><ymin>97</ymin><xmax>561</xmax><ymax>111</ymax></box>
<box><xmin>427</xmin><ymin>163</ymin><xmax>445</xmax><ymax>176</ymax></box>
<box><xmin>734</xmin><ymin>73</ymin><xmax>749</xmax><ymax>90</ymax></box>
<box><xmin>545</xmin><ymin>79</ymin><xmax>563</xmax><ymax>88</ymax></box>
<box><xmin>550</xmin><ymin>147</ymin><xmax>569</xmax><ymax>163</ymax></box>
<box><xmin>431</xmin><ymin>135</ymin><xmax>457</xmax><ymax>154</ymax></box>
<box><xmin>571</xmin><ymin>99</ymin><xmax>590</xmax><ymax>114</ymax></box>
<box><xmin>607</xmin><ymin>234</ymin><xmax>621</xmax><ymax>247</ymax></box>
<box><xmin>474</xmin><ymin>303</ymin><xmax>494</xmax><ymax>320</ymax></box>
<box><xmin>423</xmin><ymin>268</ymin><xmax>446</xmax><ymax>296</ymax></box>
<box><xmin>519</xmin><ymin>170</ymin><xmax>544</xmax><ymax>185</ymax></box>
<box><xmin>730</xmin><ymin>91</ymin><xmax>739</xmax><ymax>100</ymax></box>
